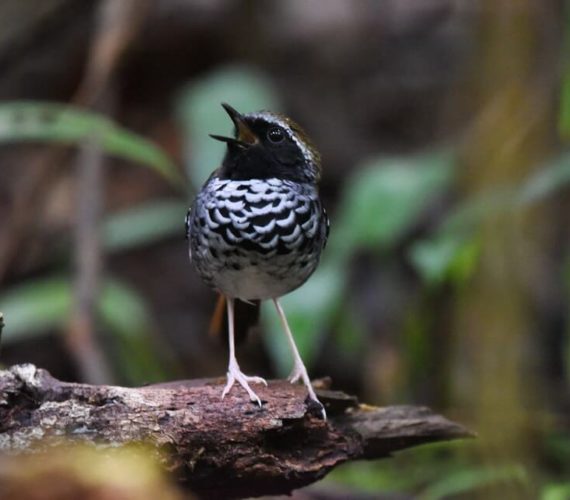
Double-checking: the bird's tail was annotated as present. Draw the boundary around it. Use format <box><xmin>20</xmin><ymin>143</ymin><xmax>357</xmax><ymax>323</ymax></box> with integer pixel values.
<box><xmin>209</xmin><ymin>294</ymin><xmax>261</xmax><ymax>345</ymax></box>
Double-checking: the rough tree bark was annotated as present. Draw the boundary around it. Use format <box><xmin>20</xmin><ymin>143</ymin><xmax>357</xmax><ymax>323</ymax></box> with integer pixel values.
<box><xmin>0</xmin><ymin>364</ymin><xmax>471</xmax><ymax>498</ymax></box>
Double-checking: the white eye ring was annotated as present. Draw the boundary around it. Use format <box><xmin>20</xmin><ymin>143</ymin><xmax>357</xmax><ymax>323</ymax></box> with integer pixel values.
<box><xmin>267</xmin><ymin>127</ymin><xmax>285</xmax><ymax>143</ymax></box>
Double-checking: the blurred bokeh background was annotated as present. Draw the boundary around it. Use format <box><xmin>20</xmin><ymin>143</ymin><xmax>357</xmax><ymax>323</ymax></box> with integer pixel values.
<box><xmin>0</xmin><ymin>0</ymin><xmax>569</xmax><ymax>498</ymax></box>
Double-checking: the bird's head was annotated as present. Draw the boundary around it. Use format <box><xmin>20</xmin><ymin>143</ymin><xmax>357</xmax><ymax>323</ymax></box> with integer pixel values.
<box><xmin>211</xmin><ymin>103</ymin><xmax>321</xmax><ymax>183</ymax></box>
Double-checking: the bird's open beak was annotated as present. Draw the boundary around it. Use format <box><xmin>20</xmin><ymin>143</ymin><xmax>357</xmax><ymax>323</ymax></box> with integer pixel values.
<box><xmin>209</xmin><ymin>103</ymin><xmax>259</xmax><ymax>148</ymax></box>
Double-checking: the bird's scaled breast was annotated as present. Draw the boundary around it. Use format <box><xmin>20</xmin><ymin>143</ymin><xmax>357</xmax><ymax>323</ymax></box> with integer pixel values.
<box><xmin>189</xmin><ymin>178</ymin><xmax>326</xmax><ymax>300</ymax></box>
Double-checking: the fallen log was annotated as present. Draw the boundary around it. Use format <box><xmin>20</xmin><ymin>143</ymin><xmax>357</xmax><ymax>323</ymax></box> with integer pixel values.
<box><xmin>0</xmin><ymin>364</ymin><xmax>471</xmax><ymax>498</ymax></box>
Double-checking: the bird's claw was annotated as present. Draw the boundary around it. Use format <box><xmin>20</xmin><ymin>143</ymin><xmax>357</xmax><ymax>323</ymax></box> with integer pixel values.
<box><xmin>312</xmin><ymin>398</ymin><xmax>327</xmax><ymax>420</ymax></box>
<box><xmin>221</xmin><ymin>360</ymin><xmax>267</xmax><ymax>407</ymax></box>
<box><xmin>287</xmin><ymin>362</ymin><xmax>327</xmax><ymax>420</ymax></box>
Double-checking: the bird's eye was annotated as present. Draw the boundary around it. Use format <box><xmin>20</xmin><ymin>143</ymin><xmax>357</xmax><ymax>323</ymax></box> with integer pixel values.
<box><xmin>267</xmin><ymin>127</ymin><xmax>285</xmax><ymax>143</ymax></box>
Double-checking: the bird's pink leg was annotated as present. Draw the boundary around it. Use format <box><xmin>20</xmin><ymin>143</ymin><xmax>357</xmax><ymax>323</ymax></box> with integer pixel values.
<box><xmin>221</xmin><ymin>297</ymin><xmax>267</xmax><ymax>406</ymax></box>
<box><xmin>273</xmin><ymin>299</ymin><xmax>326</xmax><ymax>419</ymax></box>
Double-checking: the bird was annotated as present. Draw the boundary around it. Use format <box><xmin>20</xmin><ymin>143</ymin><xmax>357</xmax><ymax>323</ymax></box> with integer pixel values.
<box><xmin>185</xmin><ymin>103</ymin><xmax>329</xmax><ymax>419</ymax></box>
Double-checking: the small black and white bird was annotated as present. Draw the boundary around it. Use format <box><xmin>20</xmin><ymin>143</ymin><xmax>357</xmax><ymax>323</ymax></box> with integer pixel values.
<box><xmin>185</xmin><ymin>103</ymin><xmax>329</xmax><ymax>418</ymax></box>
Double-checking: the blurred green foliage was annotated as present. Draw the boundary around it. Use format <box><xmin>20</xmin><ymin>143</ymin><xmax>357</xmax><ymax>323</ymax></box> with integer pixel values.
<box><xmin>327</xmin><ymin>438</ymin><xmax>569</xmax><ymax>499</ymax></box>
<box><xmin>98</xmin><ymin>280</ymin><xmax>170</xmax><ymax>383</ymax></box>
<box><xmin>335</xmin><ymin>152</ymin><xmax>454</xmax><ymax>254</ymax></box>
<box><xmin>421</xmin><ymin>464</ymin><xmax>528</xmax><ymax>500</ymax></box>
<box><xmin>0</xmin><ymin>100</ymin><xmax>183</xmax><ymax>382</ymax></box>
<box><xmin>1</xmin><ymin>198</ymin><xmax>184</xmax><ymax>381</ymax></box>
<box><xmin>0</xmin><ymin>276</ymin><xmax>168</xmax><ymax>383</ymax></box>
<box><xmin>0</xmin><ymin>277</ymin><xmax>70</xmax><ymax>342</ymax></box>
<box><xmin>0</xmin><ymin>101</ymin><xmax>183</xmax><ymax>187</ymax></box>
<box><xmin>543</xmin><ymin>484</ymin><xmax>570</xmax><ymax>500</ymax></box>
<box><xmin>103</xmin><ymin>200</ymin><xmax>187</xmax><ymax>253</ymax></box>
<box><xmin>411</xmin><ymin>151</ymin><xmax>570</xmax><ymax>286</ymax></box>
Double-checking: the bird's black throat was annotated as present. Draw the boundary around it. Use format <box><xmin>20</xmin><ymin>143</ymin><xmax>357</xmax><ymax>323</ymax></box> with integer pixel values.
<box><xmin>218</xmin><ymin>144</ymin><xmax>312</xmax><ymax>183</ymax></box>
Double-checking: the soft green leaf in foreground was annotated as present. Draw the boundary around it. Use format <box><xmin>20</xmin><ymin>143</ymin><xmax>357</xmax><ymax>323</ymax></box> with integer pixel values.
<box><xmin>0</xmin><ymin>101</ymin><xmax>183</xmax><ymax>188</ymax></box>
<box><xmin>176</xmin><ymin>66</ymin><xmax>280</xmax><ymax>187</ymax></box>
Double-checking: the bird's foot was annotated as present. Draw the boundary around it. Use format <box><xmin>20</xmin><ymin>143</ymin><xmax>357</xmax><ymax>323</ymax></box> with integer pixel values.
<box><xmin>306</xmin><ymin>387</ymin><xmax>327</xmax><ymax>420</ymax></box>
<box><xmin>287</xmin><ymin>362</ymin><xmax>326</xmax><ymax>420</ymax></box>
<box><xmin>221</xmin><ymin>359</ymin><xmax>267</xmax><ymax>407</ymax></box>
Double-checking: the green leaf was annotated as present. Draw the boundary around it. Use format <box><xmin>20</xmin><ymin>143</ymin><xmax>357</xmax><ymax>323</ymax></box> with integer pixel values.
<box><xmin>176</xmin><ymin>65</ymin><xmax>280</xmax><ymax>187</ymax></box>
<box><xmin>0</xmin><ymin>276</ymin><xmax>71</xmax><ymax>343</ymax></box>
<box><xmin>407</xmin><ymin>188</ymin><xmax>513</xmax><ymax>287</ymax></box>
<box><xmin>0</xmin><ymin>101</ymin><xmax>183</xmax><ymax>188</ymax></box>
<box><xmin>542</xmin><ymin>483</ymin><xmax>570</xmax><ymax>500</ymax></box>
<box><xmin>410</xmin><ymin>152</ymin><xmax>570</xmax><ymax>287</ymax></box>
<box><xmin>327</xmin><ymin>460</ymin><xmax>420</xmax><ymax>493</ymax></box>
<box><xmin>408</xmin><ymin>189</ymin><xmax>509</xmax><ymax>287</ymax></box>
<box><xmin>410</xmin><ymin>234</ymin><xmax>481</xmax><ymax>286</ymax></box>
<box><xmin>103</xmin><ymin>199</ymin><xmax>188</xmax><ymax>253</ymax></box>
<box><xmin>333</xmin><ymin>151</ymin><xmax>454</xmax><ymax>259</ymax></box>
<box><xmin>327</xmin><ymin>441</ymin><xmax>471</xmax><ymax>493</ymax></box>
<box><xmin>410</xmin><ymin>236</ymin><xmax>464</xmax><ymax>286</ymax></box>
<box><xmin>0</xmin><ymin>275</ymin><xmax>169</xmax><ymax>383</ymax></box>
<box><xmin>422</xmin><ymin>464</ymin><xmax>528</xmax><ymax>500</ymax></box>
<box><xmin>98</xmin><ymin>279</ymin><xmax>170</xmax><ymax>383</ymax></box>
